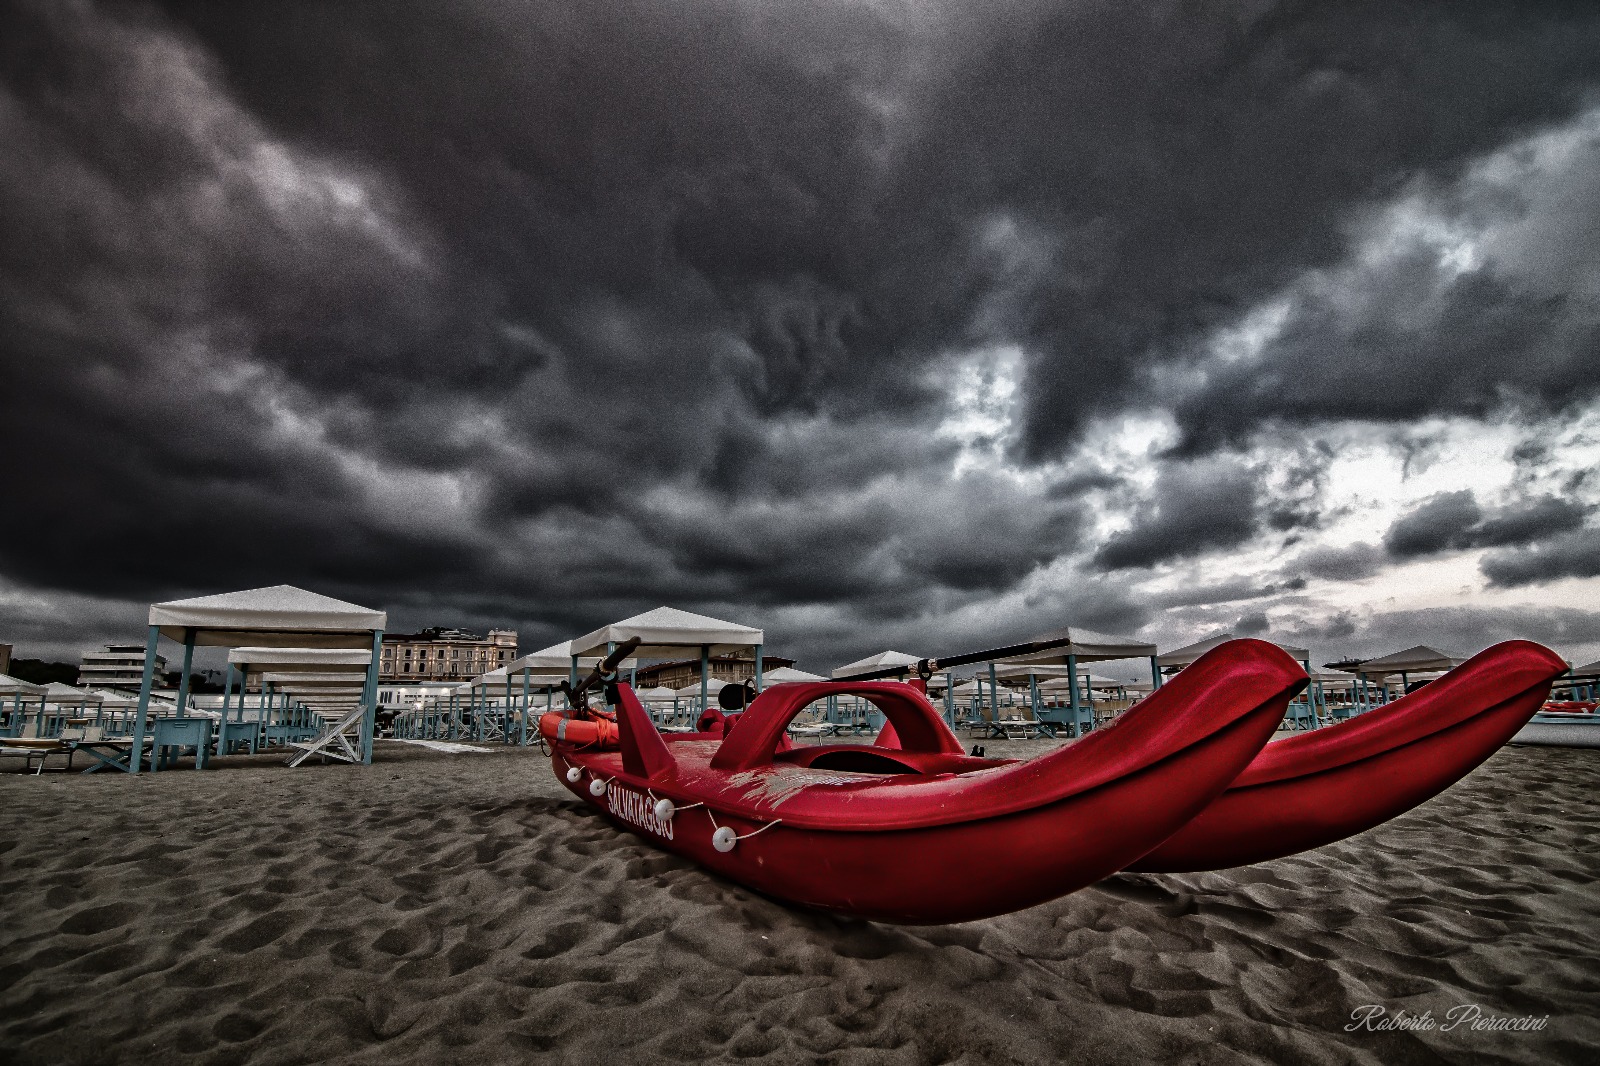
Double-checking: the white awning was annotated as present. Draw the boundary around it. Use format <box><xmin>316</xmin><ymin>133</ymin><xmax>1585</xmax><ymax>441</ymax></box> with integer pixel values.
<box><xmin>42</xmin><ymin>682</ymin><xmax>104</xmax><ymax>704</ymax></box>
<box><xmin>0</xmin><ymin>673</ymin><xmax>46</xmax><ymax>695</ymax></box>
<box><xmin>468</xmin><ymin>668</ymin><xmax>510</xmax><ymax>691</ymax></box>
<box><xmin>259</xmin><ymin>672</ymin><xmax>370</xmax><ymax>686</ymax></box>
<box><xmin>228</xmin><ymin>647</ymin><xmax>373</xmax><ymax>669</ymax></box>
<box><xmin>675</xmin><ymin>677</ymin><xmax>729</xmax><ymax>698</ymax></box>
<box><xmin>831</xmin><ymin>650</ymin><xmax>922</xmax><ymax>678</ymax></box>
<box><xmin>1354</xmin><ymin>645</ymin><xmax>1466</xmax><ymax>678</ymax></box>
<box><xmin>505</xmin><ymin>640</ymin><xmax>635</xmax><ymax>675</ymax></box>
<box><xmin>570</xmin><ymin>606</ymin><xmax>763</xmax><ymax>659</ymax></box>
<box><xmin>995</xmin><ymin>626</ymin><xmax>1157</xmax><ymax>665</ymax></box>
<box><xmin>150</xmin><ymin>585</ymin><xmax>385</xmax><ymax>648</ymax></box>
<box><xmin>1157</xmin><ymin>632</ymin><xmax>1309</xmax><ymax>668</ymax></box>
<box><xmin>762</xmin><ymin>666</ymin><xmax>827</xmax><ymax>684</ymax></box>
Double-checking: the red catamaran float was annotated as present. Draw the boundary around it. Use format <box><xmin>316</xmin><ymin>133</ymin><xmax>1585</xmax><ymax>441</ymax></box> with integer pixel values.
<box><xmin>540</xmin><ymin>636</ymin><xmax>1566</xmax><ymax>924</ymax></box>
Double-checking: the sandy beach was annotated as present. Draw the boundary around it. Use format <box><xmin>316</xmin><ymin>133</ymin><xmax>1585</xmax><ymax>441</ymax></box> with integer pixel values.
<box><xmin>2</xmin><ymin>740</ymin><xmax>1596</xmax><ymax>1065</ymax></box>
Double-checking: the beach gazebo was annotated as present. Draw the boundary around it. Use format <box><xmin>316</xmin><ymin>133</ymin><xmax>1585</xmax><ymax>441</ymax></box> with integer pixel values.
<box><xmin>1354</xmin><ymin>645</ymin><xmax>1466</xmax><ymax>705</ymax></box>
<box><xmin>762</xmin><ymin>666</ymin><xmax>826</xmax><ymax>684</ymax></box>
<box><xmin>1</xmin><ymin>674</ymin><xmax>45</xmax><ymax>738</ymax></box>
<box><xmin>122</xmin><ymin>586</ymin><xmax>386</xmax><ymax>773</ymax></box>
<box><xmin>1159</xmin><ymin>633</ymin><xmax>1320</xmax><ymax>725</ymax></box>
<box><xmin>569</xmin><ymin>607</ymin><xmax>764</xmax><ymax>713</ymax></box>
<box><xmin>831</xmin><ymin>651</ymin><xmax>923</xmax><ymax>680</ymax></box>
<box><xmin>992</xmin><ymin>627</ymin><xmax>1159</xmax><ymax>738</ymax></box>
<box><xmin>1567</xmin><ymin>659</ymin><xmax>1600</xmax><ymax>701</ymax></box>
<box><xmin>502</xmin><ymin>640</ymin><xmax>637</xmax><ymax>745</ymax></box>
<box><xmin>224</xmin><ymin>647</ymin><xmax>375</xmax><ymax>753</ymax></box>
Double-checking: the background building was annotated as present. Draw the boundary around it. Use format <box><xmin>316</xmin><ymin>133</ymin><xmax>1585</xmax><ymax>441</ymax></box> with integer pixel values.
<box><xmin>0</xmin><ymin>643</ymin><xmax>10</xmax><ymax>676</ymax></box>
<box><xmin>632</xmin><ymin>653</ymin><xmax>795</xmax><ymax>691</ymax></box>
<box><xmin>78</xmin><ymin>644</ymin><xmax>169</xmax><ymax>691</ymax></box>
<box><xmin>381</xmin><ymin>627</ymin><xmax>517</xmax><ymax>681</ymax></box>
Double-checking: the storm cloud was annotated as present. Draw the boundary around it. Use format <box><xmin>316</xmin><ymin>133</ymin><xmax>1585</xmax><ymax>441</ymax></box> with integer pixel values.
<box><xmin>3</xmin><ymin>0</ymin><xmax>1600</xmax><ymax>669</ymax></box>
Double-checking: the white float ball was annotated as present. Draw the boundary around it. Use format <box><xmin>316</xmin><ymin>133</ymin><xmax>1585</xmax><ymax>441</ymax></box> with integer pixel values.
<box><xmin>589</xmin><ymin>778</ymin><xmax>609</xmax><ymax>797</ymax></box>
<box><xmin>653</xmin><ymin>798</ymin><xmax>675</xmax><ymax>822</ymax></box>
<box><xmin>565</xmin><ymin>766</ymin><xmax>582</xmax><ymax>784</ymax></box>
<box><xmin>712</xmin><ymin>826</ymin><xmax>738</xmax><ymax>853</ymax></box>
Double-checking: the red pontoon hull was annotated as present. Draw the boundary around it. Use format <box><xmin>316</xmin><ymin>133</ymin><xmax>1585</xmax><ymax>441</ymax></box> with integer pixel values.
<box><xmin>551</xmin><ymin>640</ymin><xmax>1304</xmax><ymax>923</ymax></box>
<box><xmin>1129</xmin><ymin>640</ymin><xmax>1567</xmax><ymax>873</ymax></box>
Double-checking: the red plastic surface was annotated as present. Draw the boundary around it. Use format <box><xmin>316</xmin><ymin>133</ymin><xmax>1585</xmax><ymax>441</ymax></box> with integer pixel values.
<box><xmin>1129</xmin><ymin>640</ymin><xmax>1567</xmax><ymax>873</ymax></box>
<box><xmin>548</xmin><ymin>639</ymin><xmax>1304</xmax><ymax>923</ymax></box>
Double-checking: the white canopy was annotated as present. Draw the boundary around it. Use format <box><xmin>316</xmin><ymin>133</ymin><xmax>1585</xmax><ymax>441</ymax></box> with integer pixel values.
<box><xmin>763</xmin><ymin>666</ymin><xmax>827</xmax><ymax>684</ymax></box>
<box><xmin>635</xmin><ymin>685</ymin><xmax>680</xmax><ymax>701</ymax></box>
<box><xmin>989</xmin><ymin>663</ymin><xmax>1073</xmax><ymax>680</ymax></box>
<box><xmin>675</xmin><ymin>677</ymin><xmax>729</xmax><ymax>698</ymax></box>
<box><xmin>468</xmin><ymin>667</ymin><xmax>510</xmax><ymax>691</ymax></box>
<box><xmin>831</xmin><ymin>650</ymin><xmax>922</xmax><ymax>678</ymax></box>
<box><xmin>1354</xmin><ymin>645</ymin><xmax>1466</xmax><ymax>678</ymax></box>
<box><xmin>1157</xmin><ymin>632</ymin><xmax>1309</xmax><ymax>668</ymax></box>
<box><xmin>0</xmin><ymin>673</ymin><xmax>45</xmax><ymax>695</ymax></box>
<box><xmin>505</xmin><ymin>639</ymin><xmax>635</xmax><ymax>675</ymax></box>
<box><xmin>260</xmin><ymin>672</ymin><xmax>370</xmax><ymax>686</ymax></box>
<box><xmin>42</xmin><ymin>682</ymin><xmax>104</xmax><ymax>704</ymax></box>
<box><xmin>1038</xmin><ymin>674</ymin><xmax>1127</xmax><ymax>690</ymax></box>
<box><xmin>995</xmin><ymin>626</ymin><xmax>1157</xmax><ymax>666</ymax></box>
<box><xmin>1571</xmin><ymin>659</ymin><xmax>1600</xmax><ymax>676</ymax></box>
<box><xmin>570</xmin><ymin>606</ymin><xmax>763</xmax><ymax>659</ymax></box>
<box><xmin>228</xmin><ymin>647</ymin><xmax>372</xmax><ymax>670</ymax></box>
<box><xmin>150</xmin><ymin>585</ymin><xmax>385</xmax><ymax>648</ymax></box>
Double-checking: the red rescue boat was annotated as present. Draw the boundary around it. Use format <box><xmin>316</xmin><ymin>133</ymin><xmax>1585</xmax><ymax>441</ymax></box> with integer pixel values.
<box><xmin>1129</xmin><ymin>639</ymin><xmax>1568</xmax><ymax>873</ymax></box>
<box><xmin>548</xmin><ymin>639</ymin><xmax>1304</xmax><ymax>924</ymax></box>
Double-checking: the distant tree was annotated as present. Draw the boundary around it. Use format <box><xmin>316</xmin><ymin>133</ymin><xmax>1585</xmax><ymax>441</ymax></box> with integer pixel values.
<box><xmin>8</xmin><ymin>659</ymin><xmax>79</xmax><ymax>685</ymax></box>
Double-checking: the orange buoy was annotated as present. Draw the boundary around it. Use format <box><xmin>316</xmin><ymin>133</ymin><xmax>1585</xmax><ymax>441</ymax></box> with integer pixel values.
<box><xmin>539</xmin><ymin>711</ymin><xmax>620</xmax><ymax>749</ymax></box>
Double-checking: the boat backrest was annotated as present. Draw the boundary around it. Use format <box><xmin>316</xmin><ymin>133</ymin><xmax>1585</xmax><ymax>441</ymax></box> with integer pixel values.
<box><xmin>710</xmin><ymin>681</ymin><xmax>964</xmax><ymax>772</ymax></box>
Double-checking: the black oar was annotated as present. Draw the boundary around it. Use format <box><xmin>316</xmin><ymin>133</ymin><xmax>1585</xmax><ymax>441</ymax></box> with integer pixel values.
<box><xmin>834</xmin><ymin>634</ymin><xmax>1084</xmax><ymax>683</ymax></box>
<box><xmin>559</xmin><ymin>636</ymin><xmax>642</xmax><ymax>709</ymax></box>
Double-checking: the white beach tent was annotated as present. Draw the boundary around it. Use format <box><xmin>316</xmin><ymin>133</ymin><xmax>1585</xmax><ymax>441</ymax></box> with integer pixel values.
<box><xmin>1354</xmin><ymin>645</ymin><xmax>1466</xmax><ymax>679</ymax></box>
<box><xmin>830</xmin><ymin>650</ymin><xmax>923</xmax><ymax>679</ymax></box>
<box><xmin>1156</xmin><ymin>632</ymin><xmax>1310</xmax><ymax>669</ymax></box>
<box><xmin>226</xmin><ymin>648</ymin><xmax>376</xmax><ymax>736</ymax></box>
<box><xmin>40</xmin><ymin>682</ymin><xmax>105</xmax><ymax>710</ymax></box>
<box><xmin>762</xmin><ymin>666</ymin><xmax>827</xmax><ymax>684</ymax></box>
<box><xmin>500</xmin><ymin>640</ymin><xmax>639</xmax><ymax>743</ymax></box>
<box><xmin>986</xmin><ymin>626</ymin><xmax>1160</xmax><ymax>736</ymax></box>
<box><xmin>122</xmin><ymin>586</ymin><xmax>387</xmax><ymax>774</ymax></box>
<box><xmin>570</xmin><ymin>607</ymin><xmax>766</xmax><ymax>709</ymax></box>
<box><xmin>675</xmin><ymin>677</ymin><xmax>728</xmax><ymax>700</ymax></box>
<box><xmin>0</xmin><ymin>674</ymin><xmax>46</xmax><ymax>739</ymax></box>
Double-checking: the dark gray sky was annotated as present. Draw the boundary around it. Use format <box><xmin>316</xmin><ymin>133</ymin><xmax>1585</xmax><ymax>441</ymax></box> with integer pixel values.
<box><xmin>3</xmin><ymin>0</ymin><xmax>1599</xmax><ymax>674</ymax></box>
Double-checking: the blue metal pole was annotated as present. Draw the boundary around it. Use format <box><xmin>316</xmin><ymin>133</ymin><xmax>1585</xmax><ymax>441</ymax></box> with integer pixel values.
<box><xmin>1067</xmin><ymin>654</ymin><xmax>1081</xmax><ymax>738</ymax></box>
<box><xmin>128</xmin><ymin>624</ymin><xmax>160</xmax><ymax>774</ymax></box>
<box><xmin>219</xmin><ymin>664</ymin><xmax>235</xmax><ymax>754</ymax></box>
<box><xmin>1150</xmin><ymin>655</ymin><xmax>1163</xmax><ymax>690</ymax></box>
<box><xmin>944</xmin><ymin>671</ymin><xmax>955</xmax><ymax>728</ymax></box>
<box><xmin>174</xmin><ymin>628</ymin><xmax>195</xmax><ymax>719</ymax></box>
<box><xmin>519</xmin><ymin>669</ymin><xmax>529</xmax><ymax>746</ymax></box>
<box><xmin>754</xmin><ymin>644</ymin><xmax>764</xmax><ymax>692</ymax></box>
<box><xmin>359</xmin><ymin>630</ymin><xmax>382</xmax><ymax>763</ymax></box>
<box><xmin>700</xmin><ymin>645</ymin><xmax>709</xmax><ymax>713</ymax></box>
<box><xmin>987</xmin><ymin>661</ymin><xmax>1000</xmax><ymax>733</ymax></box>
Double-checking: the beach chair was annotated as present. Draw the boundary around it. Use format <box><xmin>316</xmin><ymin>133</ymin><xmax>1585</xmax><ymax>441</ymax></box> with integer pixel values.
<box><xmin>285</xmin><ymin>704</ymin><xmax>368</xmax><ymax>766</ymax></box>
